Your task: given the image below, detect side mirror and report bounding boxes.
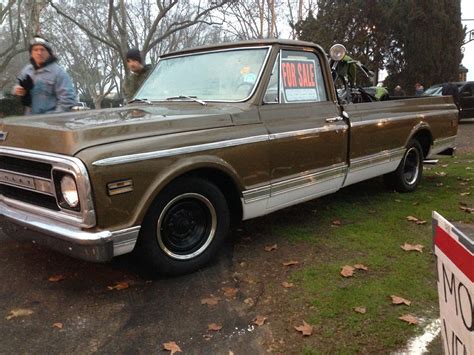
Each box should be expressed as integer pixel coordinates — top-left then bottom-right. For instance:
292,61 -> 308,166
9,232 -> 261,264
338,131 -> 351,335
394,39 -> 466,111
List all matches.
329,44 -> 346,61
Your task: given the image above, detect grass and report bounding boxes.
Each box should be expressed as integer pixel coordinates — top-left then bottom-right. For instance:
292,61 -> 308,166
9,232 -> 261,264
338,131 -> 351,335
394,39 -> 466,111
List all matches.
252,153 -> 473,353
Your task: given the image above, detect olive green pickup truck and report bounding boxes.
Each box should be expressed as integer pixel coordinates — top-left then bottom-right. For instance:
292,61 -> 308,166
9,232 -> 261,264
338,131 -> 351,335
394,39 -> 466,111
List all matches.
0,39 -> 458,275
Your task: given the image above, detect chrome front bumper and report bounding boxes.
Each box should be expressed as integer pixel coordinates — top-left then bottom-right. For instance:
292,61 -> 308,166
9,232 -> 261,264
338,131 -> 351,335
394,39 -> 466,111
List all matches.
0,201 -> 140,262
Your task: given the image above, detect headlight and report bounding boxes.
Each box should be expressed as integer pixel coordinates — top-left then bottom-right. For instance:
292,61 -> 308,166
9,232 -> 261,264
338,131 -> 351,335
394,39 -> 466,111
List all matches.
60,175 -> 79,208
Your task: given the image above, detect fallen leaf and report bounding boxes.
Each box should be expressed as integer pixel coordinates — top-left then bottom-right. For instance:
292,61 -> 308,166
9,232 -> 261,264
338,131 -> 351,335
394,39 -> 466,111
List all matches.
52,322 -> 63,329
282,261 -> 299,267
252,315 -> 267,326
163,341 -> 182,354
435,171 -> 447,177
399,314 -> 419,325
48,275 -> 65,282
395,199 -> 401,203
460,206 -> 474,213
222,287 -> 238,298
201,295 -> 221,306
412,202 -> 419,206
401,243 -> 424,253
208,323 -> 222,331
415,220 -> 427,225
353,307 -> 366,314
368,209 -> 377,214
294,320 -> 313,336
391,295 -> 412,306
460,192 -> 471,196
436,183 -> 444,187
353,264 -> 368,271
406,215 -> 419,222
244,298 -> 254,306
203,334 -> 213,341
331,220 -> 342,226
107,281 -> 129,291
264,244 -> 278,252
441,164 -> 449,168
282,281 -> 294,288
6,309 -> 34,320
340,265 -> 355,277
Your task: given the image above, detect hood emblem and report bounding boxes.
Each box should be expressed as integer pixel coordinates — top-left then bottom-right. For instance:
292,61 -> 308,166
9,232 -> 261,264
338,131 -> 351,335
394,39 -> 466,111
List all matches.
0,131 -> 7,141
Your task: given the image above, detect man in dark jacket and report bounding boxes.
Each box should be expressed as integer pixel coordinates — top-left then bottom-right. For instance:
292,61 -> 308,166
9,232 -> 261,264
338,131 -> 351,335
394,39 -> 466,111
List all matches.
441,82 -> 460,109
123,48 -> 152,101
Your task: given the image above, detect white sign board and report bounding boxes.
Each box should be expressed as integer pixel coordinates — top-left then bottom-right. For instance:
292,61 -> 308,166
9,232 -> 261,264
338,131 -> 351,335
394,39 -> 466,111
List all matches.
433,211 -> 473,355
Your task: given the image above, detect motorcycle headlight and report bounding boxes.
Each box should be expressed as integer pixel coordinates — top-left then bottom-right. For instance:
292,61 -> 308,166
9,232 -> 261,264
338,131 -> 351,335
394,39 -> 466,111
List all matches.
60,175 -> 79,208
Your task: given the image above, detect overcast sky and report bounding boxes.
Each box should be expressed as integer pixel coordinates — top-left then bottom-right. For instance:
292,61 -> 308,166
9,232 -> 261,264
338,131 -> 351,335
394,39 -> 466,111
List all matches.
461,0 -> 474,80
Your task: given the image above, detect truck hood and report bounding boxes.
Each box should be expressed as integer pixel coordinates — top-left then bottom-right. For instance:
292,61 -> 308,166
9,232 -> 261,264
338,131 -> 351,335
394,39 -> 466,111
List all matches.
0,103 -> 241,156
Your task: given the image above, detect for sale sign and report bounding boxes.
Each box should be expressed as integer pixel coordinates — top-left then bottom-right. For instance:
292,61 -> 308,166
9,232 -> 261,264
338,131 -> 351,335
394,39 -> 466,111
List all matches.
433,211 -> 473,355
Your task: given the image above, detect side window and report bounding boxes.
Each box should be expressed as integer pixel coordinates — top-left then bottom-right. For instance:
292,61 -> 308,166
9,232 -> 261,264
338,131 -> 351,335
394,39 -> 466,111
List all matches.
280,50 -> 327,103
263,54 -> 280,103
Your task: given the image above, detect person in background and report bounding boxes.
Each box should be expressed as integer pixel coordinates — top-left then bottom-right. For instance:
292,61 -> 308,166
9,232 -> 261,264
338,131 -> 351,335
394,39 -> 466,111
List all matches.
123,48 -> 153,101
393,85 -> 406,97
13,36 -> 75,115
441,82 -> 460,110
414,82 -> 424,96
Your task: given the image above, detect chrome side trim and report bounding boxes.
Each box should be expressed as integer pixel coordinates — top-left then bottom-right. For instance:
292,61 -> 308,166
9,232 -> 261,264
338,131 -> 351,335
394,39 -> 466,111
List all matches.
271,163 -> 346,196
429,135 -> 457,157
349,147 -> 405,172
269,124 -> 346,140
0,147 -> 96,228
343,148 -> 405,187
93,135 -> 270,166
241,163 -> 347,219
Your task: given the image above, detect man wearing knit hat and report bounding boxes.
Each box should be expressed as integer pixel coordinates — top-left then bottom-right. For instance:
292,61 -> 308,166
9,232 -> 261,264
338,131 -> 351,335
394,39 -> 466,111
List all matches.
124,48 -> 153,101
13,36 -> 76,115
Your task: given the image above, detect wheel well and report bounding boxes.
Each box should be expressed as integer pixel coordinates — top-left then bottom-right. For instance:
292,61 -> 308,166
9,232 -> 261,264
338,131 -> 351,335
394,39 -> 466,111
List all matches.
411,130 -> 432,158
178,168 -> 243,225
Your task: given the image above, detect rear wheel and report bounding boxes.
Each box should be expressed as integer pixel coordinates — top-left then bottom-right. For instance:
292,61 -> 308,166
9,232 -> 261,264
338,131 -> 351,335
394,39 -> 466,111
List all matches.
383,139 -> 423,192
137,177 -> 230,276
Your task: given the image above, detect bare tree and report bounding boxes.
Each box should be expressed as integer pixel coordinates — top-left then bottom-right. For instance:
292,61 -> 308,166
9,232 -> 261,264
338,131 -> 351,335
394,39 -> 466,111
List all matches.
47,0 -> 232,93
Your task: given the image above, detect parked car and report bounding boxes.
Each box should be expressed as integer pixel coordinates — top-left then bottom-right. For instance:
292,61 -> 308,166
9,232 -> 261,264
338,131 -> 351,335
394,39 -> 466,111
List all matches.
423,81 -> 474,120
0,39 -> 458,275
72,102 -> 91,111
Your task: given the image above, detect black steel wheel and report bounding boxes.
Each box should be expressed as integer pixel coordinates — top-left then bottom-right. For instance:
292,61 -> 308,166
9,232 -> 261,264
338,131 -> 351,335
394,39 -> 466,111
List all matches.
383,139 -> 423,193
137,177 -> 230,276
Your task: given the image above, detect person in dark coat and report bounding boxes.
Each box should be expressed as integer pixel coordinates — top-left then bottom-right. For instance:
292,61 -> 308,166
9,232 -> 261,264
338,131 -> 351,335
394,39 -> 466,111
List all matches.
123,48 -> 153,101
441,82 -> 460,109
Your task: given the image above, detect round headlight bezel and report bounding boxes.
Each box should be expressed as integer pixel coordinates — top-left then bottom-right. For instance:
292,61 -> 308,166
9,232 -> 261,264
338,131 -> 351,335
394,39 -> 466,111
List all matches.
53,171 -> 81,211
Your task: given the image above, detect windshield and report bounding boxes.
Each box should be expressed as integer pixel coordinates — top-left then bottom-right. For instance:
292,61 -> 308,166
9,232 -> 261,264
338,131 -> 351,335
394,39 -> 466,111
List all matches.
423,86 -> 442,96
136,47 -> 270,102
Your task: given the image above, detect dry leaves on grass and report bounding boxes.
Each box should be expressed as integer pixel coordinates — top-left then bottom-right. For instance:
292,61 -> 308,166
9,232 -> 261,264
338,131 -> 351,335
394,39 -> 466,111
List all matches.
331,219 -> 342,226
264,244 -> 278,252
435,171 -> 447,177
294,320 -> 313,336
107,281 -> 129,291
353,307 -> 366,314
460,192 -> 471,196
282,281 -> 294,288
282,260 -> 299,267
48,275 -> 65,282
340,265 -> 355,277
163,341 -> 182,354
391,295 -> 412,306
52,322 -> 63,329
401,243 -> 424,253
252,315 -> 267,326
406,216 -> 427,225
208,323 -> 222,331
459,205 -> 474,214
6,309 -> 34,320
399,314 -> 419,325
201,295 -> 221,306
222,287 -> 238,298
353,264 -> 368,271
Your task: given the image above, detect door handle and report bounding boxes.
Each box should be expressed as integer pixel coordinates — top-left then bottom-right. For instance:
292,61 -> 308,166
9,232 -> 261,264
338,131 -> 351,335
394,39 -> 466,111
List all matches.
325,116 -> 344,123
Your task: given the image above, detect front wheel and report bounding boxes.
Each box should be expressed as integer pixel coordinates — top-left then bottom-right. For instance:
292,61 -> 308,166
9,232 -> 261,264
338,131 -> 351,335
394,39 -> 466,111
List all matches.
383,139 -> 423,192
136,177 -> 230,276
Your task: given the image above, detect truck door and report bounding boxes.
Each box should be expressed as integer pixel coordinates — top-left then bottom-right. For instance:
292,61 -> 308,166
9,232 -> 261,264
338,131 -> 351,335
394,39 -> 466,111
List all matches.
459,83 -> 474,120
259,48 -> 348,211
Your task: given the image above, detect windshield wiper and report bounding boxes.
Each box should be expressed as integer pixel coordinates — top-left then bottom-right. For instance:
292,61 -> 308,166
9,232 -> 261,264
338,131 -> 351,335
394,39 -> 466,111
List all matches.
166,95 -> 207,106
128,98 -> 152,104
